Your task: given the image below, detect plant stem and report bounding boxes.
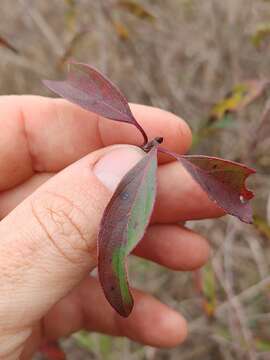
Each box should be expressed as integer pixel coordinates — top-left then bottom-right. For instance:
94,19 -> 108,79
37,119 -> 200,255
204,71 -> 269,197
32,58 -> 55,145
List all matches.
136,123 -> 149,147
142,137 -> 163,152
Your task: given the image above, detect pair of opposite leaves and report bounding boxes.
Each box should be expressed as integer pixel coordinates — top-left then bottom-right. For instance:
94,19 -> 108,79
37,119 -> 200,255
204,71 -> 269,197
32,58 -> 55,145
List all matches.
44,62 -> 255,317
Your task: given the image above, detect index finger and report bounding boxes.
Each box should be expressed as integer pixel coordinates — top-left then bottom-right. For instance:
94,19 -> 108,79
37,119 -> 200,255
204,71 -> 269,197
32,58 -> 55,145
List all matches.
0,95 -> 192,191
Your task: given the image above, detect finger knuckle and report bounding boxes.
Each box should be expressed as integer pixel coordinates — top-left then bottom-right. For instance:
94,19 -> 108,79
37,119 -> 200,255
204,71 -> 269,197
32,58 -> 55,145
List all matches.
31,191 -> 94,264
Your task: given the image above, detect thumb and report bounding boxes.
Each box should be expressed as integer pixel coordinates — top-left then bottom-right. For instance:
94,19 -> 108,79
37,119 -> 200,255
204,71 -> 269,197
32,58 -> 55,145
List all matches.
0,145 -> 144,333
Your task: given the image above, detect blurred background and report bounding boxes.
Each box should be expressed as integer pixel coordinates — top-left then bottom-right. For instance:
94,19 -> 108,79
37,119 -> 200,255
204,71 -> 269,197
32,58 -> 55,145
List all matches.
1,0 -> 270,359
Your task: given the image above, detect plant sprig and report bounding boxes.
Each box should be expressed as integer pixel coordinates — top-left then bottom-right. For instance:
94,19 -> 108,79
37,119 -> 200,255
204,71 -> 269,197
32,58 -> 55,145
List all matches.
44,62 -> 255,317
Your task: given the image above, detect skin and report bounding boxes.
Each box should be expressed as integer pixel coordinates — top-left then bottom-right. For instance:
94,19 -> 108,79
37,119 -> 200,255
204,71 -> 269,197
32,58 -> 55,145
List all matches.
0,95 -> 224,359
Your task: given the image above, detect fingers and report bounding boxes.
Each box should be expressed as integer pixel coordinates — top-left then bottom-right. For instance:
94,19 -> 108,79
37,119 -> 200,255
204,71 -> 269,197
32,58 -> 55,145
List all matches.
0,173 -> 52,217
153,160 -> 225,222
0,96 -> 191,191
99,103 -> 191,157
0,161 -> 224,221
0,173 -> 211,272
43,276 -> 187,348
0,145 -> 145,335
134,224 -> 210,270
0,177 -> 210,271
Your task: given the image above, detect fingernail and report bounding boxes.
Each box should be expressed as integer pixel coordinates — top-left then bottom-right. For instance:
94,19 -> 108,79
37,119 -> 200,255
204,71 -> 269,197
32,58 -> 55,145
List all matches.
93,146 -> 145,191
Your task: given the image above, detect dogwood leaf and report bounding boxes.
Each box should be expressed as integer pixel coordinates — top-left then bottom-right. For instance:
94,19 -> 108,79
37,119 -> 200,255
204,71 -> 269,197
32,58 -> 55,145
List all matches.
98,144 -> 158,317
43,62 -> 148,144
159,148 -> 255,223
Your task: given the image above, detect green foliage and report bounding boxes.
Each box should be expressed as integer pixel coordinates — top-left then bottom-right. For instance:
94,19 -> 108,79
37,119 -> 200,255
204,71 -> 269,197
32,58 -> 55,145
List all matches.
251,23 -> 270,48
202,264 -> 217,317
118,1 -> 155,21
73,331 -> 94,351
253,215 -> 270,240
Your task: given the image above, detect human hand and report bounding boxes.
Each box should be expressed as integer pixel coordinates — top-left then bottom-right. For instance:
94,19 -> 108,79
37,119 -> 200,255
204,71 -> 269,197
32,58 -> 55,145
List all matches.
0,96 -> 223,359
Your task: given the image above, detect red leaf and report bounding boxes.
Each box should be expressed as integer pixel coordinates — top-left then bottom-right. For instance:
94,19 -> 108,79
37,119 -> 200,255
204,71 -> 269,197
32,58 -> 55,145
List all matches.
43,62 -> 148,144
41,62 -> 256,316
159,148 -> 255,223
98,143 -> 158,317
39,341 -> 66,360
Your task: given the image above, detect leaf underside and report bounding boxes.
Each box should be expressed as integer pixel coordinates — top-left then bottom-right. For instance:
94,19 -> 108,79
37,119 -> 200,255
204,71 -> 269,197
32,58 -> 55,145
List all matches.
43,62 -> 147,144
98,145 -> 158,317
159,148 -> 255,223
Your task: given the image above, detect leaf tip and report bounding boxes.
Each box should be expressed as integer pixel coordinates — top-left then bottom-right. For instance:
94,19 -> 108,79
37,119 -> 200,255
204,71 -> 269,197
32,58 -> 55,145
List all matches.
119,300 -> 134,318
240,214 -> 254,224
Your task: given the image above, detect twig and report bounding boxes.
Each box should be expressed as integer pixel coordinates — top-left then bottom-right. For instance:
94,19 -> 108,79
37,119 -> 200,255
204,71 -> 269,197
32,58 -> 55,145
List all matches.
0,51 -> 47,76
217,343 -> 235,360
178,344 -> 212,360
245,236 -> 268,279
267,193 -> 270,225
250,99 -> 270,150
19,0 -> 64,56
211,220 -> 257,359
248,312 -> 270,322
190,276 -> 270,332
223,220 -> 241,357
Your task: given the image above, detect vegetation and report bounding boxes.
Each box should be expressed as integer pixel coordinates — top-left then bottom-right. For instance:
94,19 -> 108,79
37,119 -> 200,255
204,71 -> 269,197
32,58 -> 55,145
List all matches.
0,0 -> 269,359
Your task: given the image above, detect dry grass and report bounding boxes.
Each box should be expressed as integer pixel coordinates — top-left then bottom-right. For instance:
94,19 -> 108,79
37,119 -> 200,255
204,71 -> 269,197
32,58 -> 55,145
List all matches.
0,0 -> 270,359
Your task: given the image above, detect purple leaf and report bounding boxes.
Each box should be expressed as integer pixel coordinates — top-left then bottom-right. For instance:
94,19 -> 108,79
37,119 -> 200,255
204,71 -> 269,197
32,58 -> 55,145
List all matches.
43,61 -> 148,144
159,148 -> 255,223
41,62 -> 256,316
98,144 -> 158,317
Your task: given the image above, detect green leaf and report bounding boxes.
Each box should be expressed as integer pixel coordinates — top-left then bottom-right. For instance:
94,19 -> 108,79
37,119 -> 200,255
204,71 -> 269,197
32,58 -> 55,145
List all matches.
202,264 -> 217,317
99,335 -> 113,358
73,331 -> 94,351
209,81 -> 268,121
118,1 -> 155,21
253,215 -> 270,241
255,338 -> 270,351
98,144 -> 158,317
112,21 -> 130,40
251,22 -> 270,48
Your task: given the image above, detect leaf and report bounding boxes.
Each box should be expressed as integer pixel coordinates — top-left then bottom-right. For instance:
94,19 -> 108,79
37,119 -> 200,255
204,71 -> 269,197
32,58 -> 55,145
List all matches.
118,1 -> 155,21
57,31 -> 88,68
201,264 -> 217,317
210,114 -> 234,130
43,62 -> 148,144
113,21 -> 130,40
255,338 -> 270,351
209,80 -> 268,122
98,144 -> 158,317
0,35 -> 18,54
193,265 -> 216,317
73,330 -> 94,351
180,156 -> 255,223
159,148 -> 255,223
39,341 -> 66,360
253,215 -> 270,241
251,23 -> 270,49
99,335 -> 113,358
193,80 -> 269,149
64,0 -> 77,31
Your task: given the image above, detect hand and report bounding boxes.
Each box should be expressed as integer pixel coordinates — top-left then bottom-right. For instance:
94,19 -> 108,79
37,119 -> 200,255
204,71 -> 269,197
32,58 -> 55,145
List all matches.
0,95 -> 222,359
